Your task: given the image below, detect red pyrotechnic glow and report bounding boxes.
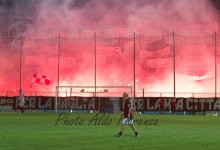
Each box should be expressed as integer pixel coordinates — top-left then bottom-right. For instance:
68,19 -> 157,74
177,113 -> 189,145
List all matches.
0,0 -> 220,97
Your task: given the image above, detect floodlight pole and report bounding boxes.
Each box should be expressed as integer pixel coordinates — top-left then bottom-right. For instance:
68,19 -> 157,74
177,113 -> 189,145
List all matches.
56,33 -> 61,112
94,33 -> 97,97
134,32 -> 136,98
215,31 -> 217,98
19,35 -> 23,91
58,33 -> 61,90
173,32 -> 176,98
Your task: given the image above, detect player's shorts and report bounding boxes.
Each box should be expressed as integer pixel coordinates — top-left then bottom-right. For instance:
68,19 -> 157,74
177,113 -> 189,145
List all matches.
122,118 -> 134,125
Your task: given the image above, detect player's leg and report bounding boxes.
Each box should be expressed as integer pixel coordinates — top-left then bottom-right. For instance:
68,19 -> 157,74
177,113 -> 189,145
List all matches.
173,107 -> 176,115
20,107 -> 24,114
161,106 -> 164,114
130,124 -> 139,137
22,107 -> 24,114
115,118 -> 127,137
119,123 -> 125,135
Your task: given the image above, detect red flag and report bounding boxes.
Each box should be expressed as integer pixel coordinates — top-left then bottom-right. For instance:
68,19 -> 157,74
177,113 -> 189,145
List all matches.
30,73 -> 51,87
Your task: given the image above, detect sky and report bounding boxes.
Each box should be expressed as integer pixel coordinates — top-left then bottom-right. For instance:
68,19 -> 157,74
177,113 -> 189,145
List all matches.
0,0 -> 220,97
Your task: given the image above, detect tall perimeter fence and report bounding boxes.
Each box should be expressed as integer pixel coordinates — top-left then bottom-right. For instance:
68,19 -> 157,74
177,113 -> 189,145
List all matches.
0,26 -> 220,98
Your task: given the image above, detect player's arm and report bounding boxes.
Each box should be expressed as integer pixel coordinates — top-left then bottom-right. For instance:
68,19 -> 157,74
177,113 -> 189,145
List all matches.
128,107 -> 132,119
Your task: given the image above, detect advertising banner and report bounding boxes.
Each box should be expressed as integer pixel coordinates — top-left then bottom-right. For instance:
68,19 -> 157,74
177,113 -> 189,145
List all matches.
0,96 -> 219,112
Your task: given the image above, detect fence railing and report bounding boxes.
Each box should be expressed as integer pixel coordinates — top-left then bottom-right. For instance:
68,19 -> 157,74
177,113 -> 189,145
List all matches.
1,90 -> 220,98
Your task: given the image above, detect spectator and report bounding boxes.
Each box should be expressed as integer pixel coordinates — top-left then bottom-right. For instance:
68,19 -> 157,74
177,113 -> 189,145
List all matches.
19,89 -> 25,114
171,99 -> 176,115
160,98 -> 164,114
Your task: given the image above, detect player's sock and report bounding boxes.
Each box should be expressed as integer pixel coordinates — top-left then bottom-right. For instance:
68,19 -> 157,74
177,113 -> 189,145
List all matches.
119,132 -> 122,136
135,132 -> 139,137
115,132 -> 122,137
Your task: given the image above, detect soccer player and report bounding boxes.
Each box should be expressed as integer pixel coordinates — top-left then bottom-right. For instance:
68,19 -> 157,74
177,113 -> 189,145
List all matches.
115,92 -> 139,137
19,89 -> 25,114
171,99 -> 176,115
159,98 -> 164,114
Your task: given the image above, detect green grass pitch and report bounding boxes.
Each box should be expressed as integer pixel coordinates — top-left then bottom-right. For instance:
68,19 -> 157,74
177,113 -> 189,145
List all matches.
0,112 -> 220,150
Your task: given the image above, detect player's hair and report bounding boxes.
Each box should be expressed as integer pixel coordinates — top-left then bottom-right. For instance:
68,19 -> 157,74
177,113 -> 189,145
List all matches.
123,92 -> 128,98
